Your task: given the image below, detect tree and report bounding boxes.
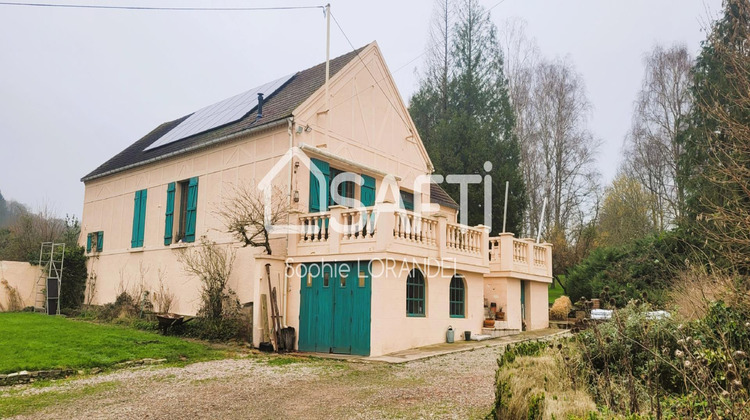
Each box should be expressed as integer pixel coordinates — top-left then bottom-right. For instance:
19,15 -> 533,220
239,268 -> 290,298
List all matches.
598,175 -> 656,247
623,44 -> 692,230
217,184 -> 290,255
680,0 -> 750,272
410,0 -> 526,234
0,191 -> 7,228
178,238 -> 237,321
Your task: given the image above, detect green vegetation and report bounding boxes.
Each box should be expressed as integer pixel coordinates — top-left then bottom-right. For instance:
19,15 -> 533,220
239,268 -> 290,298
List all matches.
0,312 -> 222,374
0,381 -> 119,418
548,277 -> 565,304
409,0 -> 525,234
564,229 -> 696,306
489,340 -> 596,419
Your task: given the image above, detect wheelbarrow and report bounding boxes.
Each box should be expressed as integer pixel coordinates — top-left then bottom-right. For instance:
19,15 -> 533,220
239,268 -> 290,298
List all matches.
156,313 -> 194,335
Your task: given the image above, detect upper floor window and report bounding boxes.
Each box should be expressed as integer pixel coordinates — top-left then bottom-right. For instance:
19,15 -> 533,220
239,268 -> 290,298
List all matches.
406,268 -> 426,317
309,157 -> 376,211
164,177 -> 198,245
400,190 -> 414,211
87,231 -> 103,253
449,274 -> 466,318
330,167 -> 355,206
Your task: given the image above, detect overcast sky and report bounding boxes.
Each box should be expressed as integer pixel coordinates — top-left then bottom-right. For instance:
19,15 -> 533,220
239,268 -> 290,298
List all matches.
0,0 -> 720,218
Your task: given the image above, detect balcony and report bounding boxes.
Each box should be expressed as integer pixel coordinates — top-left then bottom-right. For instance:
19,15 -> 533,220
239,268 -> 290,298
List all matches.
287,203 -> 552,280
488,234 -> 553,282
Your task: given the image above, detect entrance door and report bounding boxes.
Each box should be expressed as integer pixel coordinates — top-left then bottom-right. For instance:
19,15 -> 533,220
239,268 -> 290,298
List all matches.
298,262 -> 371,355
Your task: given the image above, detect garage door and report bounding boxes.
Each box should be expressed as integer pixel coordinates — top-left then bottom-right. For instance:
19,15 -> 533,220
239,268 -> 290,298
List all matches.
298,261 -> 371,356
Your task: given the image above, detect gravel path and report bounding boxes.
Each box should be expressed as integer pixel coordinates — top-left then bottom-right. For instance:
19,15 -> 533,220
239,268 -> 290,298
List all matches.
5,345 -> 507,419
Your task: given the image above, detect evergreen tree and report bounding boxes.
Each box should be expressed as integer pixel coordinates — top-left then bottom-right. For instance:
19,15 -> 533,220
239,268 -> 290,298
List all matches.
0,190 -> 7,227
679,0 -> 750,270
410,0 -> 526,234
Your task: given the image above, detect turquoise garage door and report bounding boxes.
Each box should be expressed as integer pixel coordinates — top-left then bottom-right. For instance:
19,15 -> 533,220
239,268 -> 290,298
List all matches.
298,261 -> 371,356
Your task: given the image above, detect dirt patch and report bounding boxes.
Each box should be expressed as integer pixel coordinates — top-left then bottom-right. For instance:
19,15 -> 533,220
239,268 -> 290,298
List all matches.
4,346 -> 504,419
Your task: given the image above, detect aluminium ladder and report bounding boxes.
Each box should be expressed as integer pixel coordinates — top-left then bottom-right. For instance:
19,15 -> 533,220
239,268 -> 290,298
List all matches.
34,242 -> 65,315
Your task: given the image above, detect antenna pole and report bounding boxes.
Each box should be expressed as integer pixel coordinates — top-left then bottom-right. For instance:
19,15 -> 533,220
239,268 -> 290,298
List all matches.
502,181 -> 509,233
325,3 -> 331,112
536,197 -> 547,244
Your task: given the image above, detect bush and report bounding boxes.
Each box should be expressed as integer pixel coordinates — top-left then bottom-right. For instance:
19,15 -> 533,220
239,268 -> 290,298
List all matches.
572,300 -> 750,418
550,296 -> 573,320
566,230 -> 697,306
490,340 -> 596,419
60,245 -> 87,312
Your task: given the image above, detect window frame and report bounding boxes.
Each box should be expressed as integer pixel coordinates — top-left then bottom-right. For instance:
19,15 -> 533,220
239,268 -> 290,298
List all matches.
406,269 -> 426,317
176,180 -> 190,242
449,274 -> 466,318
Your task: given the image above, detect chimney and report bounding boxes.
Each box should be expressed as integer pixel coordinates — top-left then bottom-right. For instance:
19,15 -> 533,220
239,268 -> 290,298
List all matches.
257,93 -> 264,119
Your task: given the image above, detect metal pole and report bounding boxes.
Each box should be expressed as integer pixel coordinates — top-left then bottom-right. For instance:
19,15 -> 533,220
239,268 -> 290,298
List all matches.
536,197 -> 547,244
502,181 -> 509,233
325,3 -> 330,112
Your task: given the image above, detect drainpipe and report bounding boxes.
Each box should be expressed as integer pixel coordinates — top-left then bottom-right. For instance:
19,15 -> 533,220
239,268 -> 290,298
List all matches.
282,117 -> 295,327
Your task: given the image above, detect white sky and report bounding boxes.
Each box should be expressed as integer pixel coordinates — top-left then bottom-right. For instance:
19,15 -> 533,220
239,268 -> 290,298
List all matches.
0,0 -> 720,218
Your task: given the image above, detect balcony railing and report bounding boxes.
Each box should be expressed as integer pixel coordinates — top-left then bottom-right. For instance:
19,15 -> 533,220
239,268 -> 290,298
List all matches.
290,204 -> 552,279
489,234 -> 552,278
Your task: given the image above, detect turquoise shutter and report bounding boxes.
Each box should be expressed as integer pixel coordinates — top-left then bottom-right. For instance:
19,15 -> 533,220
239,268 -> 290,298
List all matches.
164,182 -> 176,246
184,177 -> 198,243
137,190 -> 147,247
361,175 -> 375,207
96,231 -> 103,252
309,158 -> 330,212
131,190 -> 142,248
86,233 -> 92,253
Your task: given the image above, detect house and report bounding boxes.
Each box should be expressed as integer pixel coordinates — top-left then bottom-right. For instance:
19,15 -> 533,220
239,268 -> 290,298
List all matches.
80,42 -> 552,357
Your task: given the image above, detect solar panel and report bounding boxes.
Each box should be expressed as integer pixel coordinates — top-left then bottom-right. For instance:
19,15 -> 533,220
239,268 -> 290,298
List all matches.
144,73 -> 296,151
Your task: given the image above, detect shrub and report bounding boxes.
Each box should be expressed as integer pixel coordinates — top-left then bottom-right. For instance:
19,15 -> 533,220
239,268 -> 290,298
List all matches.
490,341 -> 596,419
60,245 -> 87,312
550,296 -> 573,320
565,230 -> 697,306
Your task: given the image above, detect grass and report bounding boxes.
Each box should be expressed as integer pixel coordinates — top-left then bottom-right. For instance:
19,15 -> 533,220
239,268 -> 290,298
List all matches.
549,276 -> 566,304
0,381 -> 119,418
0,312 -> 224,374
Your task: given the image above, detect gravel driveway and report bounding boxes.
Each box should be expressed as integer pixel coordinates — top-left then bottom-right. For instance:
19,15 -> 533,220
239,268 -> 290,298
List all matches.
5,345 -> 504,419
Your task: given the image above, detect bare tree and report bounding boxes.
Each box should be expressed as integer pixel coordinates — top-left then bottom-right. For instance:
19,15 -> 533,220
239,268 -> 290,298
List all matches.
217,184 -> 289,255
623,44 -> 692,230
423,0 -> 453,114
499,18 -> 543,236
178,238 -> 237,321
532,58 -> 601,238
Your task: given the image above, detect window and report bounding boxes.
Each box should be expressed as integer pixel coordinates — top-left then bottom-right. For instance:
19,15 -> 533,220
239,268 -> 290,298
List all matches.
87,231 -> 103,253
323,272 -> 330,287
450,275 -> 466,318
131,189 -> 147,248
406,269 -> 425,316
400,190 -> 414,211
358,270 -> 366,288
330,167 -> 355,206
177,180 -> 189,241
168,177 -> 198,244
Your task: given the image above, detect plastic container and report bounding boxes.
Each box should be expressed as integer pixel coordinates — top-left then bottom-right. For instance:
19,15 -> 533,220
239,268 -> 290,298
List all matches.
446,326 -> 454,343
464,331 -> 471,341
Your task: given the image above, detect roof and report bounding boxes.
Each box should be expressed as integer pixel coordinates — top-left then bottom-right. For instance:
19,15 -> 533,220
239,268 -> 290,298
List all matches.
430,183 -> 459,210
82,47 -> 365,182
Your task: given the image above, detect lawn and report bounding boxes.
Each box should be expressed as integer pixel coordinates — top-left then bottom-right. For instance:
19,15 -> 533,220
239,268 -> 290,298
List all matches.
0,312 -> 223,374
548,276 -> 566,304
